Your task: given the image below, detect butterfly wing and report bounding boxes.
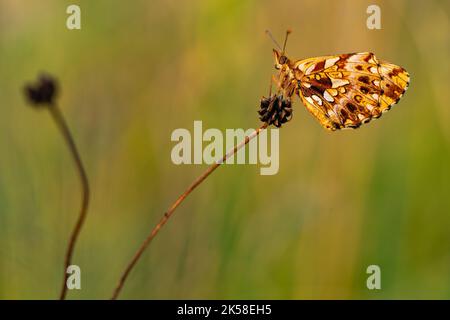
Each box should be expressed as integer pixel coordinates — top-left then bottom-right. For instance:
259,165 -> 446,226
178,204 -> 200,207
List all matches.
294,52 -> 410,130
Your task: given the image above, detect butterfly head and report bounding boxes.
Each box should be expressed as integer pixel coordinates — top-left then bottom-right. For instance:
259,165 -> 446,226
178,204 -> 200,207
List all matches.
273,49 -> 290,70
266,30 -> 292,70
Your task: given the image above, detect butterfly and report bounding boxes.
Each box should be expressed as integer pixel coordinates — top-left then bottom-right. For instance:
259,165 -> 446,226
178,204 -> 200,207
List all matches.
266,30 -> 410,131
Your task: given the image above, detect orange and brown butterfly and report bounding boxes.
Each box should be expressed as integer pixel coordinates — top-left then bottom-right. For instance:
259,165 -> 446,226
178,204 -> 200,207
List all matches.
266,30 -> 410,131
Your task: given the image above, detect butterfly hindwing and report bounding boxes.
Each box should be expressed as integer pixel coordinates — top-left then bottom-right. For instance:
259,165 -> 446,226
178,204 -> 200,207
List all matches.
294,52 -> 410,130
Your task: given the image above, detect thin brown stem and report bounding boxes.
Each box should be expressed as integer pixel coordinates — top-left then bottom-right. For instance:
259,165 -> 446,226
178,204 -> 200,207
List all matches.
111,123 -> 268,299
49,104 -> 90,300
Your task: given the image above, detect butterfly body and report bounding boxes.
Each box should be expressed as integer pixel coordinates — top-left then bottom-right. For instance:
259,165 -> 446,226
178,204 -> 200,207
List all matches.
272,49 -> 410,131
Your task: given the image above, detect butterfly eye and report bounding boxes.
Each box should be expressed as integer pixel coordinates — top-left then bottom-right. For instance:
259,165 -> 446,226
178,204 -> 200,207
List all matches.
279,56 -> 287,64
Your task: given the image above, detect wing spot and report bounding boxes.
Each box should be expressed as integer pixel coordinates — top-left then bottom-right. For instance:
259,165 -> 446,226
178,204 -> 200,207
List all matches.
346,123 -> 361,129
358,76 -> 370,84
328,89 -> 338,96
312,95 -> 323,106
331,78 -> 350,88
328,71 -> 343,78
305,64 -> 316,75
347,103 -> 357,112
360,87 -> 369,94
324,57 -> 340,69
323,91 -> 334,102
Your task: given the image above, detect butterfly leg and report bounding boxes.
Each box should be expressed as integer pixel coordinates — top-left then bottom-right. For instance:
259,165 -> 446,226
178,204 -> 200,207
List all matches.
271,74 -> 282,94
268,77 -> 273,96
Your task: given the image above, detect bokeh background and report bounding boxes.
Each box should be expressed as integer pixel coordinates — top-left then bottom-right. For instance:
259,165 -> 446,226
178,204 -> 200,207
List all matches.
0,0 -> 449,299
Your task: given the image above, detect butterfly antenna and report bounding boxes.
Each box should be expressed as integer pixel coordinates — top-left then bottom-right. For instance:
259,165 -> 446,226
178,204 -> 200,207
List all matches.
265,30 -> 282,50
282,29 -> 292,54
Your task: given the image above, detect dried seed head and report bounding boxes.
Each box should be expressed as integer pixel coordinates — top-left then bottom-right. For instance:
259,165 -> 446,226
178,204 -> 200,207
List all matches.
258,94 -> 292,128
24,73 -> 58,106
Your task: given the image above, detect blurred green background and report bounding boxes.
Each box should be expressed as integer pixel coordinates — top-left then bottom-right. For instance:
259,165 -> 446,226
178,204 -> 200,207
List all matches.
0,0 -> 449,299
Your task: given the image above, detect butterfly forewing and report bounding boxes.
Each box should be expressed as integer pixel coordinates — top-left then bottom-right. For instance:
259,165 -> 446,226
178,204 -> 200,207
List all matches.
294,52 -> 410,130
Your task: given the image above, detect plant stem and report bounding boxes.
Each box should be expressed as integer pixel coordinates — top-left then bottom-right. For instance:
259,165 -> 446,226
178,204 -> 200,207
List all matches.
49,104 -> 90,300
111,122 -> 268,299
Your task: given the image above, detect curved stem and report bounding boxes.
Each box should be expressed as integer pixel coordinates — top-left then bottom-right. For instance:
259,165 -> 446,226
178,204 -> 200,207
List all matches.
49,104 -> 90,300
111,123 -> 268,299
